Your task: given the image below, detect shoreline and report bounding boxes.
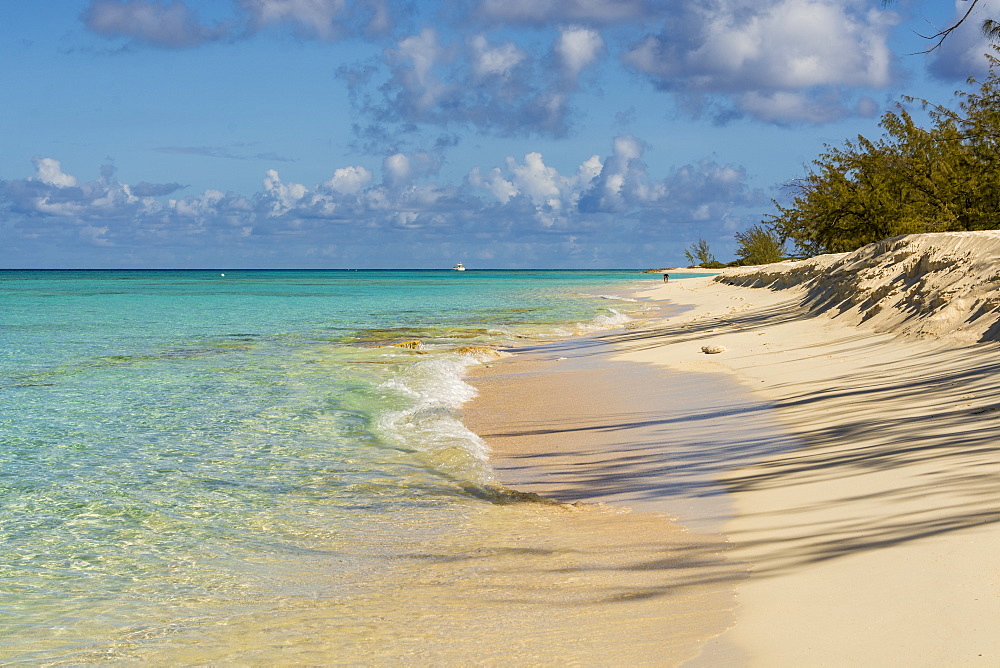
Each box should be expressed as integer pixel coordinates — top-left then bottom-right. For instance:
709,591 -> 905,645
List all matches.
466,233 -> 1000,665
463,338 -> 767,663
466,332 -> 796,534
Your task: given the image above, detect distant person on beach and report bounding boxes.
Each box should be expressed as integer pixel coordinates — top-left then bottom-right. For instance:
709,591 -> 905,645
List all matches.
663,273 -> 669,283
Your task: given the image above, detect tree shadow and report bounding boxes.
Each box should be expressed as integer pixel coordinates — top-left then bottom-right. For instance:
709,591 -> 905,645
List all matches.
480,292 -> 1000,584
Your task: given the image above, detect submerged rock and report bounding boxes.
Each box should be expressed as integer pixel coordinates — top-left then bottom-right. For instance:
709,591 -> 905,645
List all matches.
454,345 -> 502,357
383,339 -> 422,349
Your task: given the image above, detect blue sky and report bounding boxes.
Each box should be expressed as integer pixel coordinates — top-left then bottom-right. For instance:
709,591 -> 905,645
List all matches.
1,0 -> 996,268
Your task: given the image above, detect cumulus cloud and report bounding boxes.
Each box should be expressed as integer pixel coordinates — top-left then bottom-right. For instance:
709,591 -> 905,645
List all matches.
241,0 -> 348,39
241,0 -> 398,38
324,165 -> 373,194
1,141 -> 762,266
738,89 -> 880,124
32,157 -> 79,188
260,169 -> 308,216
577,135 -> 648,212
469,35 -> 526,80
466,167 -> 518,203
386,28 -> 451,113
470,136 -> 763,228
81,0 -> 227,48
4,158 -> 158,227
341,27 -> 605,139
78,0 -> 896,135
623,0 -> 897,123
329,0 -> 895,139
81,0 -> 399,47
381,152 -> 442,189
556,26 -> 604,81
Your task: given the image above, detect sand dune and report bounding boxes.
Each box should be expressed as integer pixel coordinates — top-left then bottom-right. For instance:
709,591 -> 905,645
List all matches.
720,231 -> 1000,342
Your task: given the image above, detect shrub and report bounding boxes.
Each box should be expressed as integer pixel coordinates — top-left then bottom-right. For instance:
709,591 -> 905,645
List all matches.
735,225 -> 785,265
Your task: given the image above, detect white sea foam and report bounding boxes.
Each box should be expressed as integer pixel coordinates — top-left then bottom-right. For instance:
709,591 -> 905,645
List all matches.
577,308 -> 632,332
376,354 -> 490,466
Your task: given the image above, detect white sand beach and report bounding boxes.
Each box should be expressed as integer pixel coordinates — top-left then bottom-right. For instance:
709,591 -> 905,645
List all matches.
467,231 -> 1000,665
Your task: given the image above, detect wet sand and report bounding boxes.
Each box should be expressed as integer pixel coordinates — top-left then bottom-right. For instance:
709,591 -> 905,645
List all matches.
464,333 -> 795,663
466,336 -> 796,533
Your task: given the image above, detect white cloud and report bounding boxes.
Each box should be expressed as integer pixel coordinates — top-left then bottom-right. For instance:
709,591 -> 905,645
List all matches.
382,153 -> 411,188
737,90 -> 848,125
261,169 -> 307,216
465,136 -> 762,231
506,152 -> 562,207
1,144 -> 763,264
170,190 -> 222,219
470,35 -> 526,80
242,0 -> 348,39
556,26 -> 604,80
623,0 -> 896,123
342,27 -> 586,138
387,28 -> 450,112
574,155 -> 604,190
32,157 -> 78,188
578,135 -> 649,211
324,165 -> 373,194
612,135 -> 642,161
81,0 -> 225,48
83,0 -> 401,47
467,167 -> 518,203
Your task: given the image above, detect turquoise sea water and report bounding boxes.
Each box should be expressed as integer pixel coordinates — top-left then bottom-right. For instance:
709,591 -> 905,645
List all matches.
1,269 -> 702,662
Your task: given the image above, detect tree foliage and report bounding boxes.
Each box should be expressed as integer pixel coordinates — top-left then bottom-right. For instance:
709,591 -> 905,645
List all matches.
768,50 -> 1000,255
734,224 -> 785,265
684,238 -> 716,266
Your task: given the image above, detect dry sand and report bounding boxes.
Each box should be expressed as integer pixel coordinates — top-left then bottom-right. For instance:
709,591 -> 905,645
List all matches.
466,232 -> 1000,666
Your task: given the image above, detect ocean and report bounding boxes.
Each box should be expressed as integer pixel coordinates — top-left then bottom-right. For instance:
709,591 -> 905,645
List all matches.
0,269 -> 727,663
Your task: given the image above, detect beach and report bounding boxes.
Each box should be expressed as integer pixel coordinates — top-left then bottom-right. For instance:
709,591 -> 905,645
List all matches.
465,232 -> 1000,665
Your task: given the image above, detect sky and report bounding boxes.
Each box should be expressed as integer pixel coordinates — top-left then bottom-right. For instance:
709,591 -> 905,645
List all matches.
2,0 -> 998,269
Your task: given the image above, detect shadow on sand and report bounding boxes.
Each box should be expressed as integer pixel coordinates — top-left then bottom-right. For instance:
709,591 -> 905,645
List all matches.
477,294 -> 1000,586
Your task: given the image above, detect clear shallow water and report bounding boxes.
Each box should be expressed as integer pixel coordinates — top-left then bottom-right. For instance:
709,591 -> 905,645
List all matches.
1,269 -> 736,662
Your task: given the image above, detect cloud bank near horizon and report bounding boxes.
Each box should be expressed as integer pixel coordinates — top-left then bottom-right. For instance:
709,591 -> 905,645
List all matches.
0,138 -> 764,267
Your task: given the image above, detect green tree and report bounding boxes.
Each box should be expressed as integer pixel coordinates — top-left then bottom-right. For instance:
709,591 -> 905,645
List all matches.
683,238 -> 716,266
767,48 -> 1000,255
734,225 -> 785,265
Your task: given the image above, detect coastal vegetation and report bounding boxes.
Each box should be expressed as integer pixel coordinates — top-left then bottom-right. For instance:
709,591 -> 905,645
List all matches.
766,50 -> 1000,256
734,224 -> 785,265
683,238 -> 719,267
681,229 -> 785,269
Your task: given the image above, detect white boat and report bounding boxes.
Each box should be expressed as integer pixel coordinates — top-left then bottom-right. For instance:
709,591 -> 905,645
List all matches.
452,263 -> 466,271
